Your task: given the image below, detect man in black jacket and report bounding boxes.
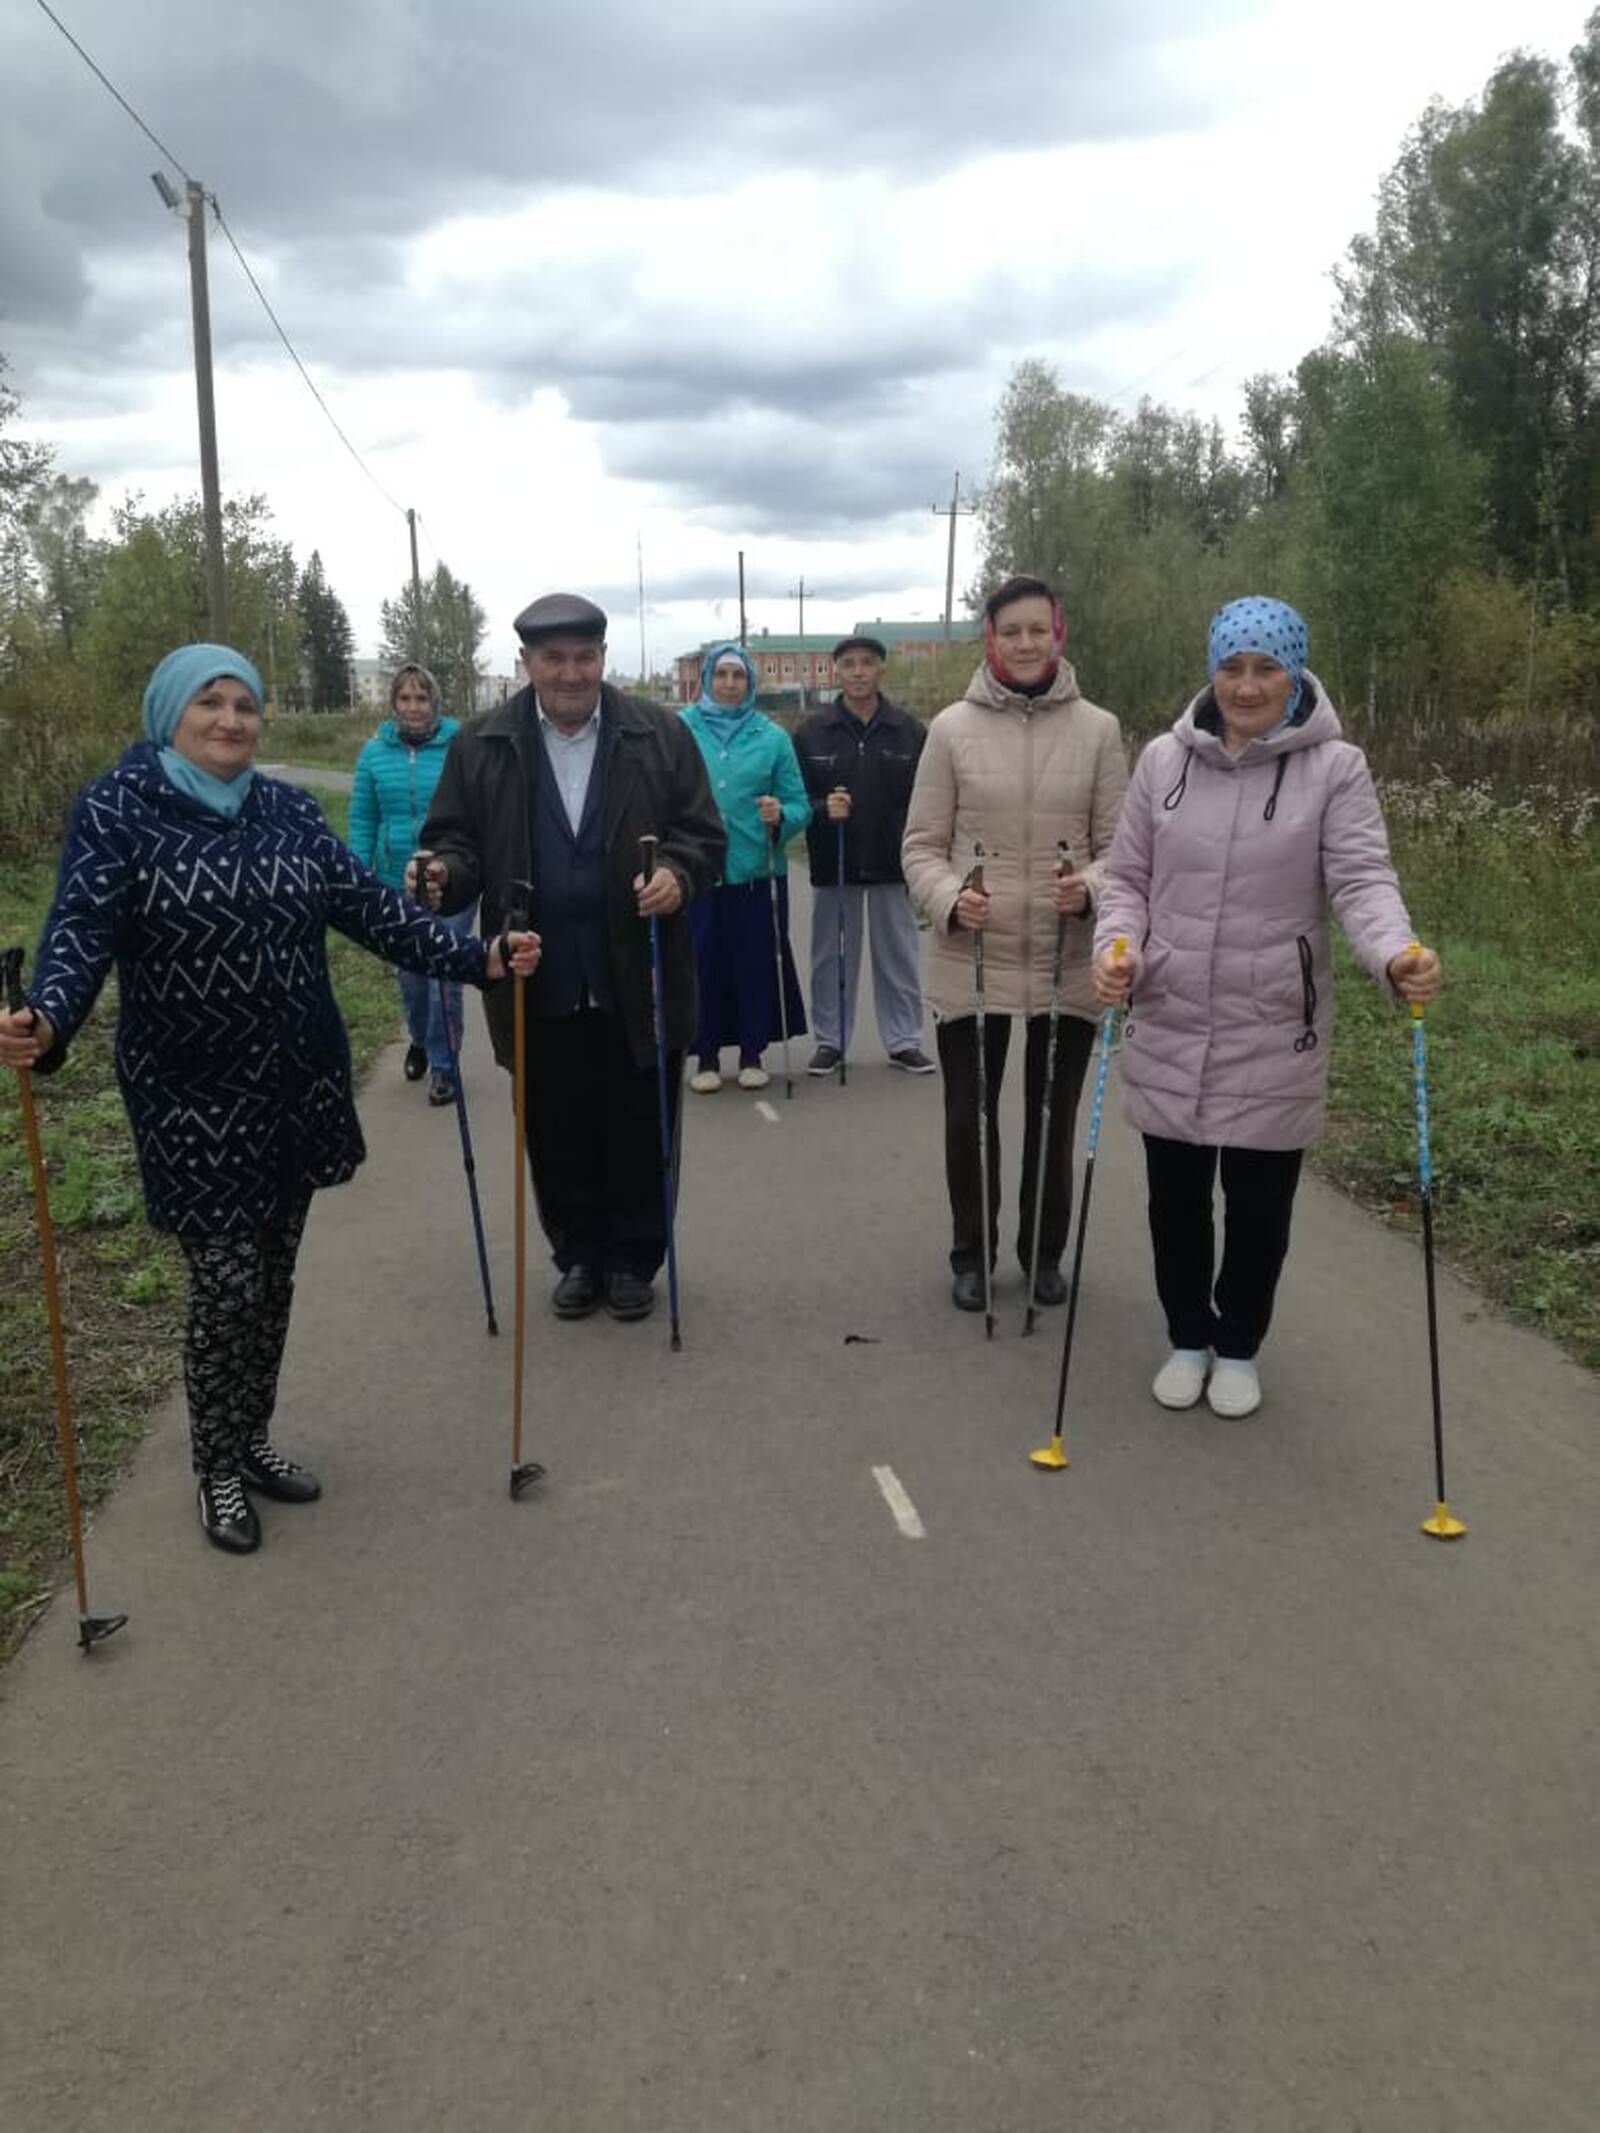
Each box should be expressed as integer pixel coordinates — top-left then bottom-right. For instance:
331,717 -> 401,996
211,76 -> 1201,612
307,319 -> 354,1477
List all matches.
792,635 -> 933,1075
419,593 -> 725,1321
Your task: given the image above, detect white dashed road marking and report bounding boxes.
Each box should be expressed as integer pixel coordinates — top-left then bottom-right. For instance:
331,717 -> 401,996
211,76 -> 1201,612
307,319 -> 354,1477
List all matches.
872,1465 -> 926,1539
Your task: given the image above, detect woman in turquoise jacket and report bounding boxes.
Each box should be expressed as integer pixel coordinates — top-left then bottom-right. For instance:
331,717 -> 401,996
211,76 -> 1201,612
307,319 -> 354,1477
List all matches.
680,642 -> 809,1090
349,663 -> 474,1103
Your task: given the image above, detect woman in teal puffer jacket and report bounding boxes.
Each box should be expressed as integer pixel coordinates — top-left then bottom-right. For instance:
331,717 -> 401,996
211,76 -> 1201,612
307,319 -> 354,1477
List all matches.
349,664 -> 474,1103
680,642 -> 810,1090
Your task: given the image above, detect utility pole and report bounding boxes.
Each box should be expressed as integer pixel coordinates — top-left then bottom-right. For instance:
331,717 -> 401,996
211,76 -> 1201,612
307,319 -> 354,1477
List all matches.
738,550 -> 747,646
406,507 -> 424,660
931,470 -> 978,640
154,175 -> 227,638
637,531 -> 648,685
789,574 -> 806,643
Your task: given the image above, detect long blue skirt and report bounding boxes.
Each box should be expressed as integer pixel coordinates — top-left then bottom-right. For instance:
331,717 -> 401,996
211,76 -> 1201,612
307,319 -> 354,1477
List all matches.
691,878 -> 808,1063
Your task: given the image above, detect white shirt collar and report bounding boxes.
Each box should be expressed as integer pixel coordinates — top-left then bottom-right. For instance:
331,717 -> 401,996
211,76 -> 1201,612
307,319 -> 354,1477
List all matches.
535,695 -> 601,740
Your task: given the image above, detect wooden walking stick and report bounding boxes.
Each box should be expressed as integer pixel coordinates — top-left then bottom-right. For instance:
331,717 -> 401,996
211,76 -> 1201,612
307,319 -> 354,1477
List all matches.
2,946 -> 127,1650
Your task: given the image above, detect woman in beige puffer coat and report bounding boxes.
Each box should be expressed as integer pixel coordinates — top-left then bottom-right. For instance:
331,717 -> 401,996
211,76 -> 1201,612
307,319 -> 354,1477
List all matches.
902,576 -> 1129,1313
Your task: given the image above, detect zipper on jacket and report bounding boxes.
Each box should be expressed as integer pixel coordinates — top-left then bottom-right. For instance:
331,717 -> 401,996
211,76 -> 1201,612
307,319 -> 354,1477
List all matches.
1293,934 -> 1318,1052
1021,708 -> 1035,1014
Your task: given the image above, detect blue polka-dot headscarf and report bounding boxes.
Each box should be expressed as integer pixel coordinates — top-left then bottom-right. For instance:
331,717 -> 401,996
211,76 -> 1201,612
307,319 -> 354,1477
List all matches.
1207,597 -> 1307,723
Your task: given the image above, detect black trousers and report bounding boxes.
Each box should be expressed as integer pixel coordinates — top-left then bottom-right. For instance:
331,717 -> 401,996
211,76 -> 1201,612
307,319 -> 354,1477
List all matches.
176,1193 -> 312,1476
1142,1135 -> 1303,1360
521,1007 -> 679,1279
936,1012 -> 1096,1275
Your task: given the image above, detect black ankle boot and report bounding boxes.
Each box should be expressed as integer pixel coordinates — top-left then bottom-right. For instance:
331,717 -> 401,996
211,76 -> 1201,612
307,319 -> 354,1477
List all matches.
239,1439 -> 322,1504
198,1472 -> 261,1553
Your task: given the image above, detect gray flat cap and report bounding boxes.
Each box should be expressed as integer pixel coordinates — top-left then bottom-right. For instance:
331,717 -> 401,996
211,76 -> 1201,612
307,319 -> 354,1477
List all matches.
514,592 -> 608,645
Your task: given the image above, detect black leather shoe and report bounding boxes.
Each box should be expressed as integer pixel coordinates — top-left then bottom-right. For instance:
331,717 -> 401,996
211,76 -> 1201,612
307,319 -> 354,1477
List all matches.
951,1270 -> 986,1312
1030,1263 -> 1068,1307
403,1043 -> 428,1082
605,1269 -> 655,1321
197,1473 -> 261,1554
552,1265 -> 601,1319
427,1071 -> 456,1107
239,1440 -> 322,1503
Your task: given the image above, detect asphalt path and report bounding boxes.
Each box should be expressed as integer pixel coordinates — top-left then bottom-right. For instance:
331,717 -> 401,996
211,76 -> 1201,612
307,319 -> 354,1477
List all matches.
2,869 -> 1597,2132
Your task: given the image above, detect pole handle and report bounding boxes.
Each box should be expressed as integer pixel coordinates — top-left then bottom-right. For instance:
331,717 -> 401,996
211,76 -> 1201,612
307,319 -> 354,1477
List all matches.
640,834 -> 658,885
1404,938 -> 1424,1021
506,877 -> 534,934
2,943 -> 25,1017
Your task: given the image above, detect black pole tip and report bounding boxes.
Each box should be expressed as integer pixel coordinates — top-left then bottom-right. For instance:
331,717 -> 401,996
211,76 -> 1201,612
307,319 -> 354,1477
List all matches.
509,1462 -> 546,1501
486,1314 -> 499,1337
78,1612 -> 128,1651
670,1329 -> 683,1353
984,1318 -> 995,1340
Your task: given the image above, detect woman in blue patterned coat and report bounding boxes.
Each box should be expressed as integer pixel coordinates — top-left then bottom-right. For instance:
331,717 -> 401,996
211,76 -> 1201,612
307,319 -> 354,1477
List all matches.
0,644 -> 538,1556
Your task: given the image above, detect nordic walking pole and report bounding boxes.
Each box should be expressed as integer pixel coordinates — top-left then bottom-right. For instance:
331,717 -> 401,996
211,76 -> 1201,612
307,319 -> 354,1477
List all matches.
414,851 -> 498,1336
504,882 -> 544,1501
640,836 -> 684,1351
766,821 -> 793,1099
834,801 -> 849,1085
1407,944 -> 1465,1541
2,946 -> 128,1650
1023,841 -> 1072,1337
1030,935 -> 1126,1473
970,843 -> 994,1340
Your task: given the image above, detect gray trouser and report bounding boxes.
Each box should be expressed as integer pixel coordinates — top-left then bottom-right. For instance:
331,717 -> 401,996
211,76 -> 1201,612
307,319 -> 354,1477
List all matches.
809,883 -> 925,1054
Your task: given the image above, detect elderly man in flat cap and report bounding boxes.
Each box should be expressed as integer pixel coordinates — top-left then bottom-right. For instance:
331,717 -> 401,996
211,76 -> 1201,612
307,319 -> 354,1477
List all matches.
418,594 -> 724,1321
792,634 -> 933,1076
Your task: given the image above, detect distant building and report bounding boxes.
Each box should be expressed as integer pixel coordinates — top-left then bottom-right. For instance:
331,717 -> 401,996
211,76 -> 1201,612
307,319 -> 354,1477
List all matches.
349,658 -> 388,710
673,619 -> 980,704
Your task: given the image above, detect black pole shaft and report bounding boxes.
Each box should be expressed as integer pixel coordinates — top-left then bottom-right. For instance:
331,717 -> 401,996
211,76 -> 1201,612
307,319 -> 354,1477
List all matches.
436,973 -> 498,1335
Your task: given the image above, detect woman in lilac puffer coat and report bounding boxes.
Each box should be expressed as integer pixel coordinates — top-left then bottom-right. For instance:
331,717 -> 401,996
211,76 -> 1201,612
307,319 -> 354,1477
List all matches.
1093,598 -> 1441,1420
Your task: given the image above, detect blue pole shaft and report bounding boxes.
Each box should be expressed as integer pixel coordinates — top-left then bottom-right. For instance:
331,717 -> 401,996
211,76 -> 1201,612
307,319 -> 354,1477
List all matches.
1412,1013 -> 1447,1503
835,815 -> 848,1085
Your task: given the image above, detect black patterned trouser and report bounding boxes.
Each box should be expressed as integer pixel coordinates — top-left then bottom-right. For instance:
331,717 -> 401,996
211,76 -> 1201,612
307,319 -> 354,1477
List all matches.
176,1194 -> 312,1477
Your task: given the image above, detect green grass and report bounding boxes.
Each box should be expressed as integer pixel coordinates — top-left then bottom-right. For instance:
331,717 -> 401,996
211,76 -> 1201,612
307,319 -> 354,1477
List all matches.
1313,790 -> 1599,1371
0,787 -> 404,1660
260,709 -> 380,771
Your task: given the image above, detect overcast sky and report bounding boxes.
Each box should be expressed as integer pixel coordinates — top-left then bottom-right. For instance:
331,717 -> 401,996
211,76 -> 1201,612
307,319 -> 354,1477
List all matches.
2,0 -> 1590,676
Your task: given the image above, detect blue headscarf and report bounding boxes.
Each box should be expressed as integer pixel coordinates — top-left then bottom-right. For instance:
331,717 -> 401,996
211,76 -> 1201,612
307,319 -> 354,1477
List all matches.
1207,597 -> 1308,726
694,641 -> 758,745
141,644 -> 264,817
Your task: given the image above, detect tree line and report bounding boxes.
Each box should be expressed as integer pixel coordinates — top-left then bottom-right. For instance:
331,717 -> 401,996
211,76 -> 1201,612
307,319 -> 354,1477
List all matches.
978,14 -> 1600,778
0,365 -> 491,856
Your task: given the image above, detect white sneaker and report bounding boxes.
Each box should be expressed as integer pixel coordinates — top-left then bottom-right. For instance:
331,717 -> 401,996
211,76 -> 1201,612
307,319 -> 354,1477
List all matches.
736,1065 -> 770,1090
1206,1357 -> 1262,1418
689,1069 -> 722,1094
1152,1348 -> 1210,1409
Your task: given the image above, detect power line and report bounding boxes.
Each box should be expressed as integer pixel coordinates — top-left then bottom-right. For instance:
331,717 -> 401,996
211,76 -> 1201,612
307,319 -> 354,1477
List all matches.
210,204 -> 405,517
32,0 -> 406,523
30,0 -> 191,184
